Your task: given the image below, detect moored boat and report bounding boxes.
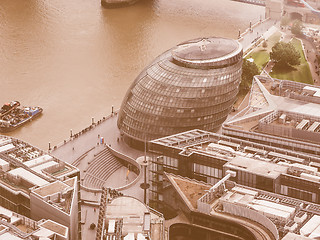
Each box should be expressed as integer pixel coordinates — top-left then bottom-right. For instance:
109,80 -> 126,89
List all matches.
0,104 -> 43,132
0,101 -> 20,118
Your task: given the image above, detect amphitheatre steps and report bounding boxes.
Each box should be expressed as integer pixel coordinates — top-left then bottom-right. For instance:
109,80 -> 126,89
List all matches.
83,147 -> 123,189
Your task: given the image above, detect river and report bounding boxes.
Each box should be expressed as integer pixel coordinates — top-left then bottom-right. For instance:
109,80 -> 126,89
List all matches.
0,0 -> 264,150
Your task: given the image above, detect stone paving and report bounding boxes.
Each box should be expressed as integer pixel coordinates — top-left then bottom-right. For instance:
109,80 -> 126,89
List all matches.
239,18 -> 278,53
50,112 -> 146,237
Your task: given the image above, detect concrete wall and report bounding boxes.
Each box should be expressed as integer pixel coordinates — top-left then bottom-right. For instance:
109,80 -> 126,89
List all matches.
221,201 -> 279,240
30,178 -> 79,240
30,194 -> 70,236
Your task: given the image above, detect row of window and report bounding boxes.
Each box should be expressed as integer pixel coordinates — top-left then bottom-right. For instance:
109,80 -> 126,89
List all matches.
120,107 -> 230,137
163,156 -> 179,168
225,128 -> 320,156
133,80 -> 240,101
170,50 -> 243,71
130,86 -> 238,110
130,86 -> 238,114
148,63 -> 242,88
280,185 -> 316,203
124,98 -> 234,125
160,59 -> 242,79
193,163 -> 223,178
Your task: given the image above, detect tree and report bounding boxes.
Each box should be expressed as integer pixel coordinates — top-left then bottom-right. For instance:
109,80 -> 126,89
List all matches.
90,223 -> 96,230
291,20 -> 303,35
262,40 -> 268,49
270,42 -> 300,67
241,59 -> 260,91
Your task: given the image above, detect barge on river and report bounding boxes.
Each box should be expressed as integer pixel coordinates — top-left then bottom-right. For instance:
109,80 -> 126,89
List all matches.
0,102 -> 43,132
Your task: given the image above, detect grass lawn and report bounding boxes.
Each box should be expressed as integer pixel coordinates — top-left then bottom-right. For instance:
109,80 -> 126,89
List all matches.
245,32 -> 281,71
270,38 -> 313,84
247,50 -> 269,71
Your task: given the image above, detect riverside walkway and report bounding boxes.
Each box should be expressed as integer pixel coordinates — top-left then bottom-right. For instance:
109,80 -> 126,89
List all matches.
51,111 -> 145,199
50,111 -> 147,239
239,18 -> 279,54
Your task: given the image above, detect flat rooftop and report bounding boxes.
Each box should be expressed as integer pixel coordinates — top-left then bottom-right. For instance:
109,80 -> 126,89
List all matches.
224,156 -> 288,179
172,37 -> 240,61
224,76 -> 320,146
166,173 -> 211,211
106,197 -> 149,234
33,181 -> 69,197
0,135 -> 79,196
39,220 -> 68,237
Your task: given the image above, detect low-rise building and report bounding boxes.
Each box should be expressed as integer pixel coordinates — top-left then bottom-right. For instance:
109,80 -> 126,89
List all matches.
0,204 -> 68,240
0,135 -> 80,240
148,129 -> 320,213
164,172 -> 320,239
223,76 -> 320,155
95,188 -> 165,240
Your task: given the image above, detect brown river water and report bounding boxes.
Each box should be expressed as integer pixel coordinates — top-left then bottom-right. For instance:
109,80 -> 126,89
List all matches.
0,0 -> 264,150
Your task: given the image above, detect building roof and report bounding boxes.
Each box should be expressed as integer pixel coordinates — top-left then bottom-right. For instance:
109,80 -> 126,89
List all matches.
39,220 -> 68,237
106,197 -> 148,234
0,206 -> 69,240
172,37 -> 241,65
9,168 -> 49,187
224,156 -> 288,179
24,155 -> 53,168
33,181 -> 69,197
165,173 -> 211,211
224,76 -> 320,145
0,135 -> 79,195
0,232 -> 23,240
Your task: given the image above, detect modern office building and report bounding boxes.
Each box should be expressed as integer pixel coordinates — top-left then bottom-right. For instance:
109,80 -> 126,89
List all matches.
148,129 -> 320,213
118,37 -> 243,148
164,172 -> 320,239
222,75 -> 320,155
0,135 -> 80,240
95,188 -> 165,240
0,205 -> 68,240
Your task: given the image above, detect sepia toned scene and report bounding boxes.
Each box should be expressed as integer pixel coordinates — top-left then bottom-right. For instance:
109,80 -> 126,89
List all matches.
1,0 -> 320,239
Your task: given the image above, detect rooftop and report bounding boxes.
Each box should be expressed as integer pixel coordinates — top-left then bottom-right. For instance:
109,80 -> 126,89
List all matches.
166,172 -> 320,240
223,76 -> 320,147
39,220 -> 68,237
104,195 -> 164,239
0,135 -> 79,194
0,206 -> 68,240
165,173 -> 211,211
33,181 -> 69,197
172,37 -> 240,63
225,156 -> 288,179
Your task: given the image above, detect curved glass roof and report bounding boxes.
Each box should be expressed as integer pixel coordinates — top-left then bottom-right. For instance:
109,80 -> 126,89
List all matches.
118,37 -> 243,143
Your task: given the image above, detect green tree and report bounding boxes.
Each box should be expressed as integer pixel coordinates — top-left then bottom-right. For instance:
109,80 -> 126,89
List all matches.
291,20 -> 303,35
262,40 -> 268,48
241,59 -> 260,91
270,41 -> 300,67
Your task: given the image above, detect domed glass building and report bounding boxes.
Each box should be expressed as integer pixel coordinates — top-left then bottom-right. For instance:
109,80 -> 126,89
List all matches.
118,37 -> 243,147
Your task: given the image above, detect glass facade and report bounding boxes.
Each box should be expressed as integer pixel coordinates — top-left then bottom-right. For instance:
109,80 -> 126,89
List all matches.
118,37 -> 243,144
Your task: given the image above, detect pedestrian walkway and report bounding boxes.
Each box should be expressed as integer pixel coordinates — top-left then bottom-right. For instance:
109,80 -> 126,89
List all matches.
239,18 -> 278,53
50,112 -> 145,201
